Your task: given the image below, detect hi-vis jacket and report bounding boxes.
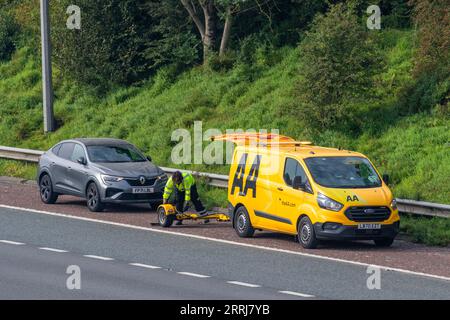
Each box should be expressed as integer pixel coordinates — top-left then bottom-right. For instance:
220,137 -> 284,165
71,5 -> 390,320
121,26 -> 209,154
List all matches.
163,172 -> 196,201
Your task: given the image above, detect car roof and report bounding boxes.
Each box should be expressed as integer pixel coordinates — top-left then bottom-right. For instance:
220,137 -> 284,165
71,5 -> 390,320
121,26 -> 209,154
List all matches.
61,138 -> 133,146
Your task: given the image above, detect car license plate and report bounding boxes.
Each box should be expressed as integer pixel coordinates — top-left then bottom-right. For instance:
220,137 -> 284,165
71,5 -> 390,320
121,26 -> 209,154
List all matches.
358,223 -> 381,230
132,187 -> 154,194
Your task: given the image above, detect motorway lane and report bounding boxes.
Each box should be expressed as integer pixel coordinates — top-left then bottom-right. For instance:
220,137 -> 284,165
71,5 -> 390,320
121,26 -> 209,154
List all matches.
0,207 -> 449,299
1,176 -> 449,279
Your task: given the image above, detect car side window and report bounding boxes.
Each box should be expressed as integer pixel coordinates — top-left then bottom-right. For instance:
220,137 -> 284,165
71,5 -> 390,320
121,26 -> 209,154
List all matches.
58,143 -> 75,160
283,157 -> 312,193
70,144 -> 86,163
52,144 -> 61,155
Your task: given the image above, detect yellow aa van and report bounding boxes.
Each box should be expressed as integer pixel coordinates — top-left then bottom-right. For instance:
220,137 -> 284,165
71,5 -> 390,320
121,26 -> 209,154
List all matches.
213,133 -> 400,249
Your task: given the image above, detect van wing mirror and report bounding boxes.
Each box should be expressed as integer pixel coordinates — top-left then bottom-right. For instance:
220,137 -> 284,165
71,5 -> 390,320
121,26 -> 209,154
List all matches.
382,174 -> 390,185
292,176 -> 303,190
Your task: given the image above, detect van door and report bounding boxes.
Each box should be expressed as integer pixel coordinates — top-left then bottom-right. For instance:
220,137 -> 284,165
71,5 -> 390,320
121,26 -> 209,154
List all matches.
274,157 -> 313,234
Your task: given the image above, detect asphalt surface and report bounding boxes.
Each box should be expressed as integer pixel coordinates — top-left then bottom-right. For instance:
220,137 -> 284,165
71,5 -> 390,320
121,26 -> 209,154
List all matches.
1,176 -> 449,279
1,207 -> 449,299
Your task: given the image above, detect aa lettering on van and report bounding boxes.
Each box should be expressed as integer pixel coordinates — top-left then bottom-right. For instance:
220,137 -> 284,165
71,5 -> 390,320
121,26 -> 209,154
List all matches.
346,195 -> 359,202
231,153 -> 261,198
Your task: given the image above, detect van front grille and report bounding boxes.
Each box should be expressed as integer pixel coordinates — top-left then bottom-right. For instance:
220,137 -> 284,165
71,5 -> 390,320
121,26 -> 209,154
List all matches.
344,206 -> 391,222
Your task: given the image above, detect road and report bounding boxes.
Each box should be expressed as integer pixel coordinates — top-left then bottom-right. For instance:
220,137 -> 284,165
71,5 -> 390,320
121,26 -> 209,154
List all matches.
0,206 -> 449,299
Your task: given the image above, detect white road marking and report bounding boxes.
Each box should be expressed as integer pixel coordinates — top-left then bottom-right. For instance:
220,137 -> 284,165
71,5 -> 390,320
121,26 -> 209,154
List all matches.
0,240 -> 25,245
1,204 -> 450,282
83,255 -> 114,261
177,272 -> 210,278
39,247 -> 68,253
279,290 -> 315,298
129,263 -> 161,269
227,281 -> 261,288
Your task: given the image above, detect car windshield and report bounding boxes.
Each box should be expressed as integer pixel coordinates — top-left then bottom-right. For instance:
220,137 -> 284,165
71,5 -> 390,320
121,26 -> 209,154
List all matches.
304,156 -> 382,188
87,144 -> 146,163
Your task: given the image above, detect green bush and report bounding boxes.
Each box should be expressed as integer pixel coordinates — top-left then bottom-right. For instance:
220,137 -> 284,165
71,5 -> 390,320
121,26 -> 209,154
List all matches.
0,10 -> 19,61
295,3 -> 382,131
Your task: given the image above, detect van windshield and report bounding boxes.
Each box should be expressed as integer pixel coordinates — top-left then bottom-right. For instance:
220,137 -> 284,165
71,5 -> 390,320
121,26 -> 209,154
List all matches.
304,156 -> 382,188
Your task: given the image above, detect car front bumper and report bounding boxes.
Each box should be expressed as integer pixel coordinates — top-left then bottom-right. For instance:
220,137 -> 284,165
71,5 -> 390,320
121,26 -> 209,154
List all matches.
314,221 -> 400,240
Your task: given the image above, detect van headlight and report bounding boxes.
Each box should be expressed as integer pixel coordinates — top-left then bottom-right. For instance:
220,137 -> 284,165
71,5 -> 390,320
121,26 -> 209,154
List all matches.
317,193 -> 343,212
390,199 -> 398,210
101,175 -> 124,184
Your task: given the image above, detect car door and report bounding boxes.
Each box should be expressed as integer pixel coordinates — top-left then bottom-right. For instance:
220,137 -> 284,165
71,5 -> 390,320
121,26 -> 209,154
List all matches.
66,143 -> 89,195
52,142 -> 75,193
275,157 -> 314,233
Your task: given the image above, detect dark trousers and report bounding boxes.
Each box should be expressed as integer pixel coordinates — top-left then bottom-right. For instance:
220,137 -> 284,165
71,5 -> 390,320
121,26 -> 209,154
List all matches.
171,184 -> 205,213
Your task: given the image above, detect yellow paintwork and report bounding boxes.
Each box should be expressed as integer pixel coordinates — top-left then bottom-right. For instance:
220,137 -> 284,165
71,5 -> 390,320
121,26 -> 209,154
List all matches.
226,139 -> 400,236
158,204 -> 230,222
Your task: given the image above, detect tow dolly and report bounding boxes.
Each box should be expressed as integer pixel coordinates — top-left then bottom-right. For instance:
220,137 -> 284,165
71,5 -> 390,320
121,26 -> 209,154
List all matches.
155,204 -> 230,227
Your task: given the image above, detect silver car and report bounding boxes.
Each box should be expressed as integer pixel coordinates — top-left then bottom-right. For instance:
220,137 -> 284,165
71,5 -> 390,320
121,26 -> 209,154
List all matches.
37,138 -> 168,212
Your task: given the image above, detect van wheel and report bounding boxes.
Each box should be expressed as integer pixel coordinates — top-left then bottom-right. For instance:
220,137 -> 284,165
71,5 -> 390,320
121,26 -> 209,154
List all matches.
298,216 -> 319,249
374,238 -> 394,247
86,182 -> 105,212
158,206 -> 174,227
39,174 -> 58,204
234,206 -> 254,238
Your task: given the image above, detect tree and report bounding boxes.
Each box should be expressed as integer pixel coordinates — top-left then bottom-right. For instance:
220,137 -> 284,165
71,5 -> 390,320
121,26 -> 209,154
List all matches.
295,3 -> 381,129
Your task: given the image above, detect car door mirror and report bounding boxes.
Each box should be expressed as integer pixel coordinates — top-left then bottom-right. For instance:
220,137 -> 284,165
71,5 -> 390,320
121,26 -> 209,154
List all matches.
382,174 -> 390,185
292,176 -> 303,190
147,156 -> 152,162
77,157 -> 87,165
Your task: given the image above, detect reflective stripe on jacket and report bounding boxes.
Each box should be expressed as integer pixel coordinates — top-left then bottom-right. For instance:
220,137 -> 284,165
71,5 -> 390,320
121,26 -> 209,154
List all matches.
163,172 -> 196,201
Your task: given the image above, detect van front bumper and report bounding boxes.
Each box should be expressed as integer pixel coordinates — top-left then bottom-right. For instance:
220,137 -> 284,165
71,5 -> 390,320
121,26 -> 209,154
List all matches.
314,221 -> 400,240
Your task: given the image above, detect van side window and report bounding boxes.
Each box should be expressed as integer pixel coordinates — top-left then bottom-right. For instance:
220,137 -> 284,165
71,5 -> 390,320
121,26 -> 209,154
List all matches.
283,158 -> 312,193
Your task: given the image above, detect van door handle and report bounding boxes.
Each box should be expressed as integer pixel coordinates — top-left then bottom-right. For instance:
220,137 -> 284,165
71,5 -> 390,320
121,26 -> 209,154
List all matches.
277,187 -> 284,191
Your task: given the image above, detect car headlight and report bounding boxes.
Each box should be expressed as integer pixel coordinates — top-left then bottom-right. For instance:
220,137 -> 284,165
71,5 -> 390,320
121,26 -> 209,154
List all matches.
101,175 -> 124,184
317,193 -> 343,212
390,199 -> 398,210
157,173 -> 168,181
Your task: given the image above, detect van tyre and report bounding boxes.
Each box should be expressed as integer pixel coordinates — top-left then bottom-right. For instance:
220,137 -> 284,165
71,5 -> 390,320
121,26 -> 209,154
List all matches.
234,206 -> 255,238
86,182 -> 105,212
39,174 -> 58,204
298,216 -> 319,249
158,206 -> 174,227
374,237 -> 394,247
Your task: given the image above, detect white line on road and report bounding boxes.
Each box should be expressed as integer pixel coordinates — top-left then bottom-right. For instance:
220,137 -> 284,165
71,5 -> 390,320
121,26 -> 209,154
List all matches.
177,272 -> 211,278
0,240 -> 25,245
39,247 -> 68,253
83,255 -> 114,261
129,263 -> 161,269
2,204 -> 450,282
279,290 -> 315,298
227,281 -> 261,288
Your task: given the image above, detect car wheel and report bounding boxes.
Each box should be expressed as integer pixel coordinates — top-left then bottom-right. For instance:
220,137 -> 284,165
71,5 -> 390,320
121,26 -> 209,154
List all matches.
374,237 -> 394,247
86,182 -> 104,212
158,206 -> 174,227
298,216 -> 319,249
39,174 -> 58,204
234,206 -> 254,238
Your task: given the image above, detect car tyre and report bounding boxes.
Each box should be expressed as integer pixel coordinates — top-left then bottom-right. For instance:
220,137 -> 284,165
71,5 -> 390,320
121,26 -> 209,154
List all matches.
39,174 -> 58,204
234,206 -> 255,238
374,237 -> 394,247
298,216 -> 319,249
86,182 -> 105,212
158,206 -> 174,227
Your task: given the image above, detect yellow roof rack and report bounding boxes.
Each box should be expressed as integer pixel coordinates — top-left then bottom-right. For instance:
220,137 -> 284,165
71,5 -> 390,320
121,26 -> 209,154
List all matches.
211,133 -> 312,147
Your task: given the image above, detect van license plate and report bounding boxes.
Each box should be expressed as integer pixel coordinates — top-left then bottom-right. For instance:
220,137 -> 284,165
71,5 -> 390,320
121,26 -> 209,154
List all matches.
358,223 -> 381,230
132,187 -> 154,194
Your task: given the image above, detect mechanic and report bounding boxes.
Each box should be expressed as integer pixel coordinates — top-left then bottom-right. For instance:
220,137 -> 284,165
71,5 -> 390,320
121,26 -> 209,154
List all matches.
163,171 -> 207,224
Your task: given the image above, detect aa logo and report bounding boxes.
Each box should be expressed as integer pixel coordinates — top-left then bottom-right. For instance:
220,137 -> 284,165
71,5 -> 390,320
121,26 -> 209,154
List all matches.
347,195 -> 359,202
231,153 -> 261,198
